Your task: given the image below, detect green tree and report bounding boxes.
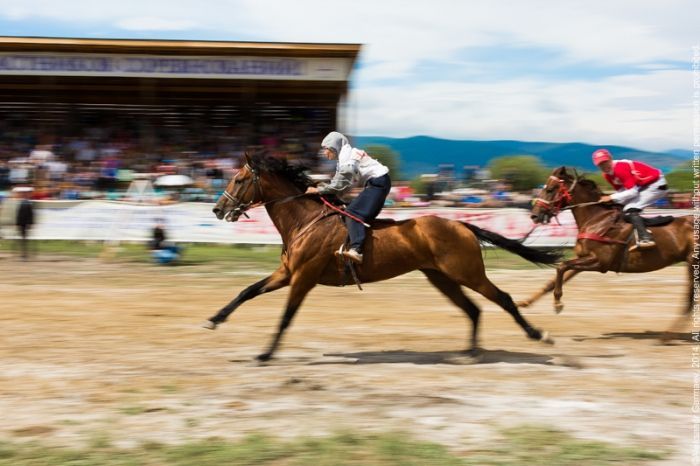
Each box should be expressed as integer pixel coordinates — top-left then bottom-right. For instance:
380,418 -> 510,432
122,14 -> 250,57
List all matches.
410,175 -> 427,194
488,155 -> 549,191
365,144 -> 401,180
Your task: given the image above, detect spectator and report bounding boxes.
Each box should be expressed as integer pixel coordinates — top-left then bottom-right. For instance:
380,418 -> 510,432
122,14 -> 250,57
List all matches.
149,219 -> 181,264
15,188 -> 34,260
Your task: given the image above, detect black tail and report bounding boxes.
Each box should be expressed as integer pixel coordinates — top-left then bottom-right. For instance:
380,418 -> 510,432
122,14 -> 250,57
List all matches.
462,222 -> 562,265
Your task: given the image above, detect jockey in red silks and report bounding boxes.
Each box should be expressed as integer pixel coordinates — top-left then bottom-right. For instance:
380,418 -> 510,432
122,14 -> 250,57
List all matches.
592,148 -> 668,249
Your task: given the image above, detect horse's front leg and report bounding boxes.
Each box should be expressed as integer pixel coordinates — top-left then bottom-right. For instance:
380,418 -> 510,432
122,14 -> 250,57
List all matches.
518,270 -> 580,308
203,265 -> 290,329
553,255 -> 599,313
257,272 -> 319,362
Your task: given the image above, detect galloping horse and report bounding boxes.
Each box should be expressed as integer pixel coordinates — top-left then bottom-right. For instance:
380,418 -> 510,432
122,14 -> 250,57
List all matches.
207,154 -> 561,361
525,166 -> 694,336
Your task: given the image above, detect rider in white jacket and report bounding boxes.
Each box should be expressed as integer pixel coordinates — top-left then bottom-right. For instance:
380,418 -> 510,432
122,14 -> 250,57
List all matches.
306,131 -> 391,264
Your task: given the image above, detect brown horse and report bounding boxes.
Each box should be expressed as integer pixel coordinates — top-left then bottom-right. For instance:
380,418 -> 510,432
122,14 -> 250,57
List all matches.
207,154 -> 561,361
525,166 -> 695,336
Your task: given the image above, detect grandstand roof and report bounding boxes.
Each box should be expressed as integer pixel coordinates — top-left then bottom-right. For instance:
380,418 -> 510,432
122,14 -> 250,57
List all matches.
0,36 -> 362,59
0,36 -> 361,107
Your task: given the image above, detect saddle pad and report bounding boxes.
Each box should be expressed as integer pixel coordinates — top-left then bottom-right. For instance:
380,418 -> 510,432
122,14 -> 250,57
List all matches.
641,216 -> 675,227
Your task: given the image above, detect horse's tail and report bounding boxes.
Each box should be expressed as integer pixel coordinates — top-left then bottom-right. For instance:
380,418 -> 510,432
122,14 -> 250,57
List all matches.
461,222 -> 562,265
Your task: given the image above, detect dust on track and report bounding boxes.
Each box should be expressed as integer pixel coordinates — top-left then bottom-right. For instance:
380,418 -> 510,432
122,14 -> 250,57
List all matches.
0,255 -> 690,463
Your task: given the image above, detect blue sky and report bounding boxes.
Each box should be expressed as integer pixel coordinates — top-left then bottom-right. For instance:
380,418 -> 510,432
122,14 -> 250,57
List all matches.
0,0 -> 697,151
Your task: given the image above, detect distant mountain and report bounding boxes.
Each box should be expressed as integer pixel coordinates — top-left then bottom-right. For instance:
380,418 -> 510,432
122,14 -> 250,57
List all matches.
353,136 -> 690,179
667,149 -> 693,159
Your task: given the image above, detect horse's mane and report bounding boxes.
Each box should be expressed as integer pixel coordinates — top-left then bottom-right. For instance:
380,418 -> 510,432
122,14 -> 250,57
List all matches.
577,178 -> 602,195
249,154 -> 314,191
553,166 -> 602,196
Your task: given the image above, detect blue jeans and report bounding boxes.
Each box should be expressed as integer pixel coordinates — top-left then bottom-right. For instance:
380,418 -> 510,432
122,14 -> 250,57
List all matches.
345,174 -> 391,252
152,244 -> 182,264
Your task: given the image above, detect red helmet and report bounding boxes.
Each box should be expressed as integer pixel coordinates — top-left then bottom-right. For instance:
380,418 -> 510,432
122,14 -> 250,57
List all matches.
592,149 -> 612,166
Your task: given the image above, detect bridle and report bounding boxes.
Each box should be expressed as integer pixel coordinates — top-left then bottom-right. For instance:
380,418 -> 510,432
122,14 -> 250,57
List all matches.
534,175 -> 578,217
221,163 -> 305,219
221,163 -> 263,219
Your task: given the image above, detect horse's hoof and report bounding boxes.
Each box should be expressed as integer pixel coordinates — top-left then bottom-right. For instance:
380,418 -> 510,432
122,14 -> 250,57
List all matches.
554,303 -> 564,314
449,354 -> 481,365
201,320 -> 217,330
540,331 -> 555,345
256,353 -> 272,362
517,300 -> 530,308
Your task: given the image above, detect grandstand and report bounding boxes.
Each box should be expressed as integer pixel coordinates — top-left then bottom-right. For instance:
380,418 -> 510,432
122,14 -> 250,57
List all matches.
0,36 -> 361,191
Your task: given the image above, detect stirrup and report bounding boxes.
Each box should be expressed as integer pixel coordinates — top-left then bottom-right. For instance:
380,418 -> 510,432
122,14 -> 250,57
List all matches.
335,244 -> 363,264
637,239 -> 656,249
335,244 -> 364,290
629,236 -> 655,251
341,249 -> 363,264
629,229 -> 655,251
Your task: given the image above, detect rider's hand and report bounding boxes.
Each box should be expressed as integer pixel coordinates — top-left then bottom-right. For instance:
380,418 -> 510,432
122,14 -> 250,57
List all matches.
306,186 -> 319,195
599,195 -> 613,203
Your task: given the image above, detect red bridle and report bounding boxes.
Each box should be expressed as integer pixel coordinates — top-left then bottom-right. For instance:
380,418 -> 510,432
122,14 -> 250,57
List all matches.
534,176 -> 575,216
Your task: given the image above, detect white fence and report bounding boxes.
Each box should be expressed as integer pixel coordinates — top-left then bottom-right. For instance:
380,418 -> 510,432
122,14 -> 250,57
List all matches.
0,199 -> 689,247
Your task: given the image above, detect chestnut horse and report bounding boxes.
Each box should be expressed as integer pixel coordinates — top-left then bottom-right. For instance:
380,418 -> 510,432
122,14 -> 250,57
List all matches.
207,154 -> 560,361
525,166 -> 694,336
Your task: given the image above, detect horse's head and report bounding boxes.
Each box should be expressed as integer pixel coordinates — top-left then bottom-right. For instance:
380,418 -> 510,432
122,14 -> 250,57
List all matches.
213,153 -> 264,222
531,166 -> 579,224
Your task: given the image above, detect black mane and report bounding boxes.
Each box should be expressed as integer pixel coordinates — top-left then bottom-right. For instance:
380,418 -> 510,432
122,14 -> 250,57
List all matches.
249,154 -> 314,191
577,178 -> 602,195
553,166 -> 602,195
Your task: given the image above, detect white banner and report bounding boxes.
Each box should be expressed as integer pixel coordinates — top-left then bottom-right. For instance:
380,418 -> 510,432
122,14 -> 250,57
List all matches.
0,200 -> 688,247
0,53 -> 352,81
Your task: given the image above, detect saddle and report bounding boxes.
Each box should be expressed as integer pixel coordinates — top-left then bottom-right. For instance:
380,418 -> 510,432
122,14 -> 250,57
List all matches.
580,210 -> 675,245
638,215 -> 675,227
369,217 -> 398,226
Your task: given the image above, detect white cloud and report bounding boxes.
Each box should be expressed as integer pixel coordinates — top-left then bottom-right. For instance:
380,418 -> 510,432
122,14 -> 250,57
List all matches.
351,69 -> 690,151
116,17 -> 197,31
0,0 -> 695,148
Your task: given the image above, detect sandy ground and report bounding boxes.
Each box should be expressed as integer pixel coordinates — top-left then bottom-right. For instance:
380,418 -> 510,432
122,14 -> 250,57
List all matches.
0,254 -> 693,463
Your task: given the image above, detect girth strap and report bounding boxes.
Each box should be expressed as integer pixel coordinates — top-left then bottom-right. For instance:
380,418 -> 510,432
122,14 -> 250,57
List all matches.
577,232 -> 628,244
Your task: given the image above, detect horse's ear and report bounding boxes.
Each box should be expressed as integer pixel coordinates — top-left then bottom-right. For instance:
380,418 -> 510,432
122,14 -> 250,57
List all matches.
244,152 -> 252,166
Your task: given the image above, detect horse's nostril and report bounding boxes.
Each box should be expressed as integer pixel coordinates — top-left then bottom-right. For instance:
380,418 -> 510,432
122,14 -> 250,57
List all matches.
213,208 -> 220,214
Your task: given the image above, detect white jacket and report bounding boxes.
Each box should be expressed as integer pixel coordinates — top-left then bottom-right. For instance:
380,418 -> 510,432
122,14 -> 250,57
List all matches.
318,144 -> 389,196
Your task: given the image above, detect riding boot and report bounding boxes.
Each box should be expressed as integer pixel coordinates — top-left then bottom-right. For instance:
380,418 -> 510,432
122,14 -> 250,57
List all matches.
626,210 -> 655,250
343,216 -> 365,263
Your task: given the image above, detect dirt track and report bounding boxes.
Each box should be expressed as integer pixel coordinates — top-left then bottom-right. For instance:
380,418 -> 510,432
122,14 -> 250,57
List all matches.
0,255 -> 692,463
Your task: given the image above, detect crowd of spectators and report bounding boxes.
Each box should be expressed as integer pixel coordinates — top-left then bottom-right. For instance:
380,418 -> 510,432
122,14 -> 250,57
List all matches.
0,109 -> 691,210
0,107 -> 327,202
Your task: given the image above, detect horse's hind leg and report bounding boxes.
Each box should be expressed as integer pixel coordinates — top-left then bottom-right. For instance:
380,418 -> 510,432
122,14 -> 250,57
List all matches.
204,265 -> 290,329
473,278 -> 553,344
422,269 -> 482,353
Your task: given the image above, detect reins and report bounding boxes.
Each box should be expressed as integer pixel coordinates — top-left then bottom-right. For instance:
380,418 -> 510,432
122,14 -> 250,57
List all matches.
319,196 -> 371,228
222,164 -> 306,218
534,173 -> 605,218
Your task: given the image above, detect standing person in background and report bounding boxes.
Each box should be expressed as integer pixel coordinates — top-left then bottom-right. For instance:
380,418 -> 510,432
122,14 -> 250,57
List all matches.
15,188 -> 34,261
